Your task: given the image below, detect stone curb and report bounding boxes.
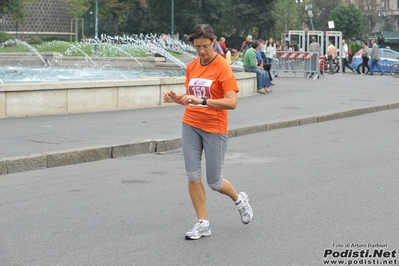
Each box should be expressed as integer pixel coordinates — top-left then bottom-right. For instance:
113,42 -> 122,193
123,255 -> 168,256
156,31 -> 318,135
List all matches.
1,103 -> 398,176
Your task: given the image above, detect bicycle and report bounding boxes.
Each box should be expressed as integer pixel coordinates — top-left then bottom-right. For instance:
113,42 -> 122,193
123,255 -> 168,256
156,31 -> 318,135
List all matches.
391,62 -> 399,78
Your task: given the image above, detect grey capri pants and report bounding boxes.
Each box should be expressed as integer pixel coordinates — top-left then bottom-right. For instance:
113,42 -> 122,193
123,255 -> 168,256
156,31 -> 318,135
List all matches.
182,122 -> 227,191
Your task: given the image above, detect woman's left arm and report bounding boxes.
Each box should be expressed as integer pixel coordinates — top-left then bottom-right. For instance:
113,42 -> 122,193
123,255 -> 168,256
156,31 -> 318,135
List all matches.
207,90 -> 237,110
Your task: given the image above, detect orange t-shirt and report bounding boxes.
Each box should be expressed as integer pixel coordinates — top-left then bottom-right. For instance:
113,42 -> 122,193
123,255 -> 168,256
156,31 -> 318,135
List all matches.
183,55 -> 239,134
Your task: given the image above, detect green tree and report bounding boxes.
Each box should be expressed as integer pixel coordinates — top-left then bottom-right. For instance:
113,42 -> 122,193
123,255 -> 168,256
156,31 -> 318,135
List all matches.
273,0 -> 297,32
65,0 -> 92,18
311,0 -> 341,31
98,0 -> 132,36
328,4 -> 366,39
0,0 -> 29,22
142,0 -> 205,39
84,0 -> 148,36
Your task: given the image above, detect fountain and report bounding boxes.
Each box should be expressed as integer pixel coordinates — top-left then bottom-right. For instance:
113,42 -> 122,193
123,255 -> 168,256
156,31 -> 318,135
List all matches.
0,34 -> 253,118
0,34 -> 195,83
2,39 -> 48,67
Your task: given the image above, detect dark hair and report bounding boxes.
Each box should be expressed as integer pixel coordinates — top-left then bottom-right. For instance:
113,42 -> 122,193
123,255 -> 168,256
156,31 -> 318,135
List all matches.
363,40 -> 368,45
188,24 -> 215,42
268,37 -> 274,46
251,40 -> 260,49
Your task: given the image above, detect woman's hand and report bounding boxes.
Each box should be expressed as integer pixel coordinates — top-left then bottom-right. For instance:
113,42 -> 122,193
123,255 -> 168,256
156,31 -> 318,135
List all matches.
181,95 -> 201,105
163,90 -> 177,103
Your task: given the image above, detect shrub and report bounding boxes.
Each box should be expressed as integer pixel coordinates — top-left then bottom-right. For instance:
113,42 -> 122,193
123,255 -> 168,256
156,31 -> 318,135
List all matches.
349,42 -> 363,56
27,37 -> 44,45
42,36 -> 70,42
0,31 -> 15,43
349,42 -> 363,62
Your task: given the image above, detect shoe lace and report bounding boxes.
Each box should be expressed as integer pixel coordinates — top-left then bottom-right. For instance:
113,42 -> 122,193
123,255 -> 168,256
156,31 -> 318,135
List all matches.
190,221 -> 203,234
237,199 -> 250,217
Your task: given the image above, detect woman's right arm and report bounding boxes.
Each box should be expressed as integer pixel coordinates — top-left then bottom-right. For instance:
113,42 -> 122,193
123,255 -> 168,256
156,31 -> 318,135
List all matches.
163,91 -> 186,105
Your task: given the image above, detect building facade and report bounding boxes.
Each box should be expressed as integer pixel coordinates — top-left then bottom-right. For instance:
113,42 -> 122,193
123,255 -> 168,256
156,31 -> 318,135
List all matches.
0,0 -> 72,39
343,0 -> 399,32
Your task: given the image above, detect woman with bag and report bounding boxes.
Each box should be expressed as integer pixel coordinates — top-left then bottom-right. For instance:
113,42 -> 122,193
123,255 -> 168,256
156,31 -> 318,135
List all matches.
361,41 -> 369,75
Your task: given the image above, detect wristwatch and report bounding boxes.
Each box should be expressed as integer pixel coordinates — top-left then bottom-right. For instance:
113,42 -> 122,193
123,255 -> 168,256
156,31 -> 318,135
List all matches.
201,97 -> 207,105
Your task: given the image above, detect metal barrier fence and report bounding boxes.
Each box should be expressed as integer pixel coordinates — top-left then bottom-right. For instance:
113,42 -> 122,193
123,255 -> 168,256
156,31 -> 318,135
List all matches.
272,52 -> 322,80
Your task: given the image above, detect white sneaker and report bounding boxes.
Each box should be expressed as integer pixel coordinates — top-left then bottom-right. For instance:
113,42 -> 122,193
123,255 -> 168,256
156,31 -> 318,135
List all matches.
185,219 -> 211,240
236,192 -> 253,224
257,88 -> 268,94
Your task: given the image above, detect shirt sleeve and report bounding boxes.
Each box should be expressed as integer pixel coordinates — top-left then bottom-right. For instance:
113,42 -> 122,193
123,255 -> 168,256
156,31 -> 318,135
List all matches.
256,51 -> 263,64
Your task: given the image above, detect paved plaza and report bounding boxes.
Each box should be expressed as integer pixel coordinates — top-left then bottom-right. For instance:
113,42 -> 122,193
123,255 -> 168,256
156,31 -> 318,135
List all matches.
1,74 -> 399,265
0,73 -> 398,170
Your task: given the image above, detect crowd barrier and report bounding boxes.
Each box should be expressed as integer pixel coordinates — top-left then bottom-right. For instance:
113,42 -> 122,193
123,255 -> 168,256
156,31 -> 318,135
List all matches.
272,52 -> 322,80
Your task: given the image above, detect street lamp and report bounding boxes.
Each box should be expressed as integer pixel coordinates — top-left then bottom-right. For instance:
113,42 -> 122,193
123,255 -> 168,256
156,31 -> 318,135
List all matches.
94,0 -> 99,55
171,0 -> 174,38
295,0 -> 303,30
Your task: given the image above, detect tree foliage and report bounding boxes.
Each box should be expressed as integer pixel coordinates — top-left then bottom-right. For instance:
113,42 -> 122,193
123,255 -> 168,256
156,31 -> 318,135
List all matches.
65,0 -> 92,18
0,0 -> 29,22
328,4 -> 366,39
1,0 -> 380,43
311,0 -> 341,31
273,0 -> 297,32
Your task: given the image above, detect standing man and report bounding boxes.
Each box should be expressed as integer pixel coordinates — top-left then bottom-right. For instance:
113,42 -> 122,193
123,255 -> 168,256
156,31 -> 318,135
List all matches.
309,37 -> 321,77
327,40 -> 337,74
341,39 -> 355,74
369,39 -> 385,76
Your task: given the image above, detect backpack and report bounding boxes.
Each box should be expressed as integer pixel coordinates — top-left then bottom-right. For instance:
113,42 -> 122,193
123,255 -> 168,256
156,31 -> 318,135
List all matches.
348,47 -> 352,56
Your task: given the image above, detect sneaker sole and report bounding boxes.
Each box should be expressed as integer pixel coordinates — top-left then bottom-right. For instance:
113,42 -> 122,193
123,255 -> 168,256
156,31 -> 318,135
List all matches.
185,230 -> 211,240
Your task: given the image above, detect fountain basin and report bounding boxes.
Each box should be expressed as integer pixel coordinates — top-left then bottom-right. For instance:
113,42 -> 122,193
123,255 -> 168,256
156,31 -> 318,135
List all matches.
0,72 -> 256,118
0,52 -> 173,69
0,65 -> 185,83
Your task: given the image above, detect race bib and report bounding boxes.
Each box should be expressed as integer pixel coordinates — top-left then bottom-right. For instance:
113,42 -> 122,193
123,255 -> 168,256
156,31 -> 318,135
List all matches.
187,78 -> 213,106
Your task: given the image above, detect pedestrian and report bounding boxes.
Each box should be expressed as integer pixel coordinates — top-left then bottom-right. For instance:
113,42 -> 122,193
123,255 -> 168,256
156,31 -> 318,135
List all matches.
275,41 -> 281,51
219,37 -> 227,59
369,39 -> 385,76
264,37 -> 277,77
264,37 -> 276,64
231,47 -> 241,62
284,41 -> 294,52
163,24 -> 253,240
309,37 -> 321,77
361,41 -> 369,75
230,47 -> 243,66
284,41 -> 296,73
341,39 -> 356,74
213,35 -> 224,57
241,35 -> 252,52
327,40 -> 337,74
243,40 -> 272,93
